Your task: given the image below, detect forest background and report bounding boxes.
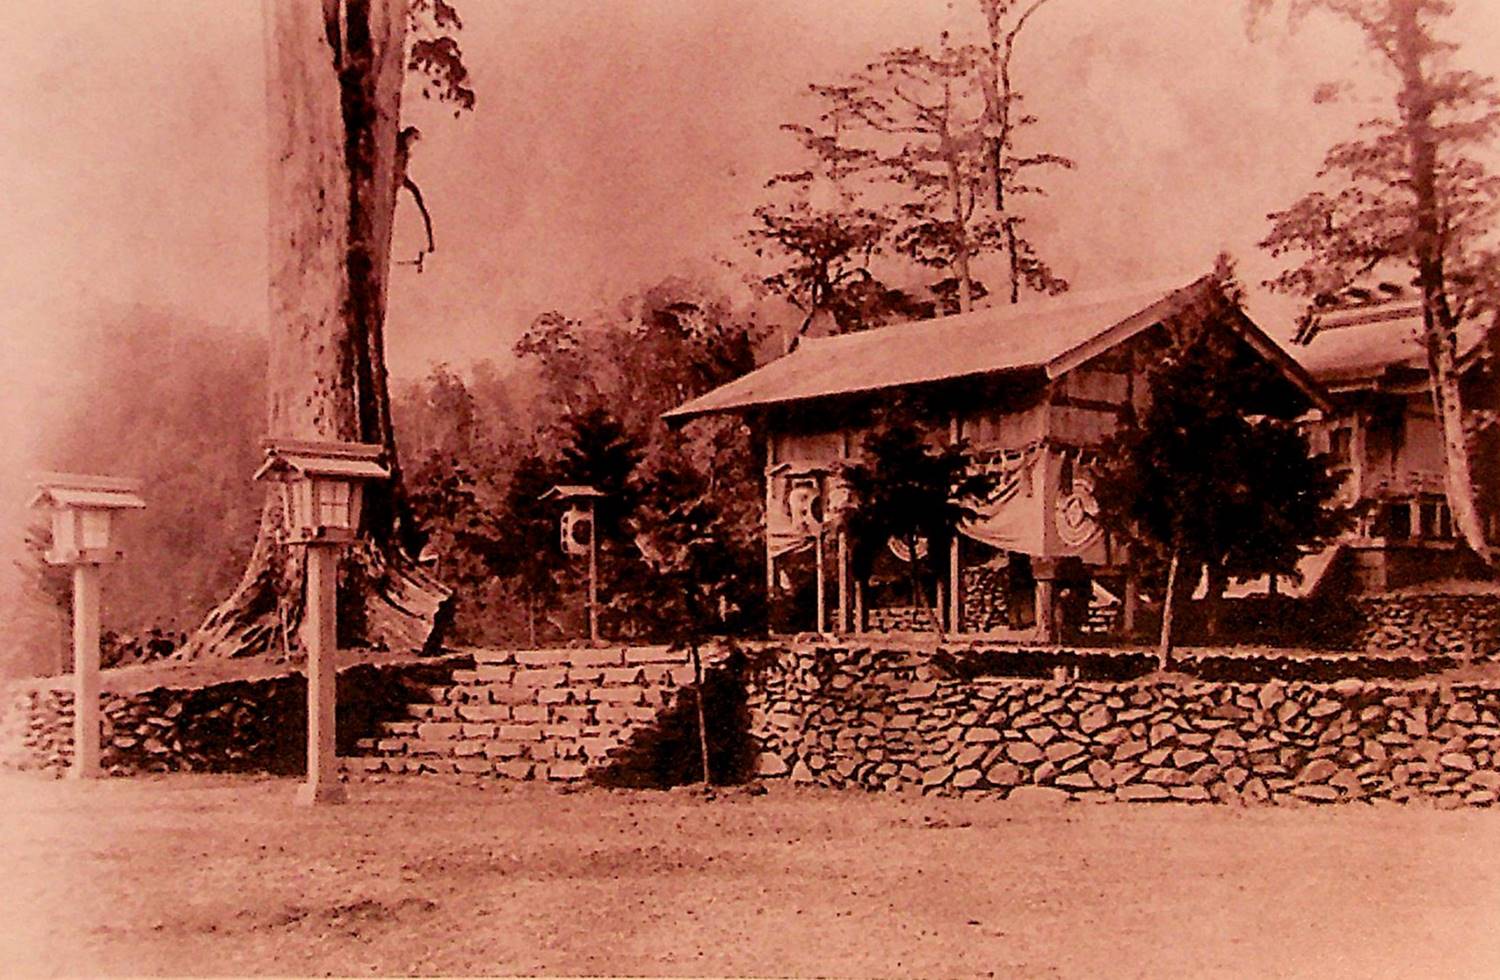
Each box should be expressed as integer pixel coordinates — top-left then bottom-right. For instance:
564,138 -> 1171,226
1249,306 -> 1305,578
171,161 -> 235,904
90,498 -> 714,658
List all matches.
2,1 -> 1496,674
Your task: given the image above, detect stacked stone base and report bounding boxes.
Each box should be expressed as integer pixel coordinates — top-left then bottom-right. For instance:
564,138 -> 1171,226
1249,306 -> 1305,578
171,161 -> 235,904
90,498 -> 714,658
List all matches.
1355,593 -> 1500,660
748,645 -> 1500,806
344,645 -> 706,781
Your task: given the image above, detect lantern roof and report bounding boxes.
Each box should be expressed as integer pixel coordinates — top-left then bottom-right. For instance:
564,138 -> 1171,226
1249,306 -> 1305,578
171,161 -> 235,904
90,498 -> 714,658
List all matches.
29,472 -> 146,511
254,439 -> 390,483
540,484 -> 606,502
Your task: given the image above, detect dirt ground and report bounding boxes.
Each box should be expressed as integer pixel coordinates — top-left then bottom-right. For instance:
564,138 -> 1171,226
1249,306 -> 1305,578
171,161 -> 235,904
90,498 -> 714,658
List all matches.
3,774 -> 1499,978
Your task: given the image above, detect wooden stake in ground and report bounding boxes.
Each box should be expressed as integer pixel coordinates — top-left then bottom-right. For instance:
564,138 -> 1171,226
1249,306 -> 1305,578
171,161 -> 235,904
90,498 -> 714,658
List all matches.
1158,547 -> 1181,672
184,0 -> 450,659
691,642 -> 711,786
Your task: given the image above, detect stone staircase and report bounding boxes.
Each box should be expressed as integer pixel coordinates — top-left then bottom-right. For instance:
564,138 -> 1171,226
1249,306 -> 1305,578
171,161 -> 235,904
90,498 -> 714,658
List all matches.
340,645 -> 707,782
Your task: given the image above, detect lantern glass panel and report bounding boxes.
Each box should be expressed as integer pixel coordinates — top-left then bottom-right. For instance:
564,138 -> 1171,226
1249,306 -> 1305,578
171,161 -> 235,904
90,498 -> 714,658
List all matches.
80,510 -> 112,550
51,509 -> 78,557
315,478 -> 352,530
293,480 -> 315,530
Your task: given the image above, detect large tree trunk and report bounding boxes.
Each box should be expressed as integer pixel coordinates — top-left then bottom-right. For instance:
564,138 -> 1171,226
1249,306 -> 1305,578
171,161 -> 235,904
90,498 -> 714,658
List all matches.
1394,0 -> 1493,568
182,0 -> 451,660
941,129 -> 974,316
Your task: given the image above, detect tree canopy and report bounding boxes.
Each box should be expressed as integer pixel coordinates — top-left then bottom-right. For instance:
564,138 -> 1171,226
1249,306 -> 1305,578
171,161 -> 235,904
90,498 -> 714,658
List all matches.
1253,0 -> 1499,565
1091,276 -> 1348,661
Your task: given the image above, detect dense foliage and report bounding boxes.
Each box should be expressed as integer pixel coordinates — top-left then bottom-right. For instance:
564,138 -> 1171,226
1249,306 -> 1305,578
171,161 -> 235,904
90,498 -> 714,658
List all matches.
1091,280 -> 1348,661
842,398 -> 999,639
393,277 -> 768,647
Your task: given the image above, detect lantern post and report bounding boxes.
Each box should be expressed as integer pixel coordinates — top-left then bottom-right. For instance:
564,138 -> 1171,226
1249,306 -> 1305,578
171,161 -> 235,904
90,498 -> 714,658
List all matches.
29,473 -> 146,779
542,485 -> 607,645
255,439 -> 389,806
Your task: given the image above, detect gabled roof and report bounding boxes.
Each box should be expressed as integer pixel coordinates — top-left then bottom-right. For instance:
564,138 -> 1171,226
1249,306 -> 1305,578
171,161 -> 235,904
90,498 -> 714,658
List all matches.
665,274 -> 1329,422
253,439 -> 390,482
540,484 -> 606,501
1292,300 -> 1488,388
29,473 -> 146,511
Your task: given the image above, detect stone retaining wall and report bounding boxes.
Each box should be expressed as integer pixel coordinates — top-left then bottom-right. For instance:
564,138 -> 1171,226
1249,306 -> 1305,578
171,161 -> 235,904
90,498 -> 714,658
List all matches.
746,644 -> 1500,805
961,566 -> 1010,632
1354,593 -> 1500,660
865,606 -> 931,633
345,645 -> 710,781
0,659 -> 452,775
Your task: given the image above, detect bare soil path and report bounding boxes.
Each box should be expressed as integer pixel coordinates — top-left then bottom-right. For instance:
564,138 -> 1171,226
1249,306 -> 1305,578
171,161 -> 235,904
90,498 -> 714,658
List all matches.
2,775 -> 1497,977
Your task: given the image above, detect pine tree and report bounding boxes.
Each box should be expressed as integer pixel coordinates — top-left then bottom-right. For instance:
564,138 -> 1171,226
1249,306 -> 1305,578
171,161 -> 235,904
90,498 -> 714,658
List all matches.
1092,275 -> 1347,666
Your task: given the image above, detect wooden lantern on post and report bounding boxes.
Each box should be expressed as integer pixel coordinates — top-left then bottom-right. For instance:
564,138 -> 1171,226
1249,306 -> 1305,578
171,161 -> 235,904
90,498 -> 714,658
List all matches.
255,439 -> 389,806
255,439 -> 387,544
541,485 -> 607,645
29,473 -> 146,779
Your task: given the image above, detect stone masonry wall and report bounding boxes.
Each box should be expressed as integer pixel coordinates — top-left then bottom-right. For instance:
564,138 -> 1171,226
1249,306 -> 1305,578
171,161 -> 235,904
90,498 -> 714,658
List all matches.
961,566 -> 1009,632
1353,594 -> 1500,660
344,645 -> 710,781
865,606 -> 932,633
747,644 -> 1500,805
0,659 -> 450,776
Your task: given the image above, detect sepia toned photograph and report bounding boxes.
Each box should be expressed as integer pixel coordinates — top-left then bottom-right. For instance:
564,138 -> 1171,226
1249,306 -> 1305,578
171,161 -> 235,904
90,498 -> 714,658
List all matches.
1,0 -> 1498,976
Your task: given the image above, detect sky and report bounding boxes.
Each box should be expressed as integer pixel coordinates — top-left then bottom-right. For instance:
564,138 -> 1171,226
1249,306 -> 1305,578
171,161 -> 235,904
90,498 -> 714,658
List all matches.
2,0 -> 1498,471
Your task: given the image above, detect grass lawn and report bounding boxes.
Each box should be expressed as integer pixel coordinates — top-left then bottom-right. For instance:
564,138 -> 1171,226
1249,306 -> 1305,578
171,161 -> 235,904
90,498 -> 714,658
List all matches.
3,774 -> 1498,978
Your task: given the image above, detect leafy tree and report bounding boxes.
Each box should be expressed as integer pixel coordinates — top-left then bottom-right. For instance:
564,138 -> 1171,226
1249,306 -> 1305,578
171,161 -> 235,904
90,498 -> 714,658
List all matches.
845,41 -> 998,314
185,0 -> 474,658
513,311 -> 612,422
492,274 -> 768,642
558,406 -> 644,540
753,2 -> 1071,327
495,452 -> 569,646
628,450 -> 765,783
1091,281 -> 1347,667
744,93 -> 898,345
1252,0 -> 1499,566
842,398 -> 997,640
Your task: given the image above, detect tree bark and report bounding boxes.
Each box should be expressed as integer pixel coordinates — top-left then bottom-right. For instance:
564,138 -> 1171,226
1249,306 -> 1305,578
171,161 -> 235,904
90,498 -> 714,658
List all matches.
691,641 -> 712,786
182,0 -> 451,660
1157,546 -> 1181,672
941,125 -> 974,315
1393,0 -> 1493,567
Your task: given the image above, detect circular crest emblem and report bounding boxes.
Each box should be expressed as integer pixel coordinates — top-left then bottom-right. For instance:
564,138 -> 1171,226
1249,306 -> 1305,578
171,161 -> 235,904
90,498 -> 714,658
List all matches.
1055,479 -> 1101,548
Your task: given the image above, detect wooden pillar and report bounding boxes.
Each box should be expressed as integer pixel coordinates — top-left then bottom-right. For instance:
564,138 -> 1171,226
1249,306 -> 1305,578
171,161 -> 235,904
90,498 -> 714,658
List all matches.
1122,564 -> 1140,637
765,441 -> 777,628
837,529 -> 850,633
947,413 -> 962,634
297,543 -> 346,806
586,500 -> 600,645
854,579 -> 865,634
1035,577 -> 1058,644
949,536 -> 962,634
69,564 -> 102,780
814,527 -> 826,634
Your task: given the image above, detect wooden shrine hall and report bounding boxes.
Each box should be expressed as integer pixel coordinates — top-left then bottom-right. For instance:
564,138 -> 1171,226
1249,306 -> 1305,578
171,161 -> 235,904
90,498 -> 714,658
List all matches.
665,273 -> 1331,641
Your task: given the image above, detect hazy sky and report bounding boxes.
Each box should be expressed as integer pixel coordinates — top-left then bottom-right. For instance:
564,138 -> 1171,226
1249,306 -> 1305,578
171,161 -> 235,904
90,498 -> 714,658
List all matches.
3,0 -> 1499,472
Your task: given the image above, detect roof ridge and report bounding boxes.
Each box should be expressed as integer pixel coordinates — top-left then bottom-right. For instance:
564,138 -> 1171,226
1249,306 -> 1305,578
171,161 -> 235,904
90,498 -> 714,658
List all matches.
799,275 -> 1200,348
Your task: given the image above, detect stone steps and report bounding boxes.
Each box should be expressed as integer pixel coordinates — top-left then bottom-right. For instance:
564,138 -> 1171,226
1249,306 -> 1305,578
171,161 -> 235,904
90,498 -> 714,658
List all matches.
343,644 -> 716,783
